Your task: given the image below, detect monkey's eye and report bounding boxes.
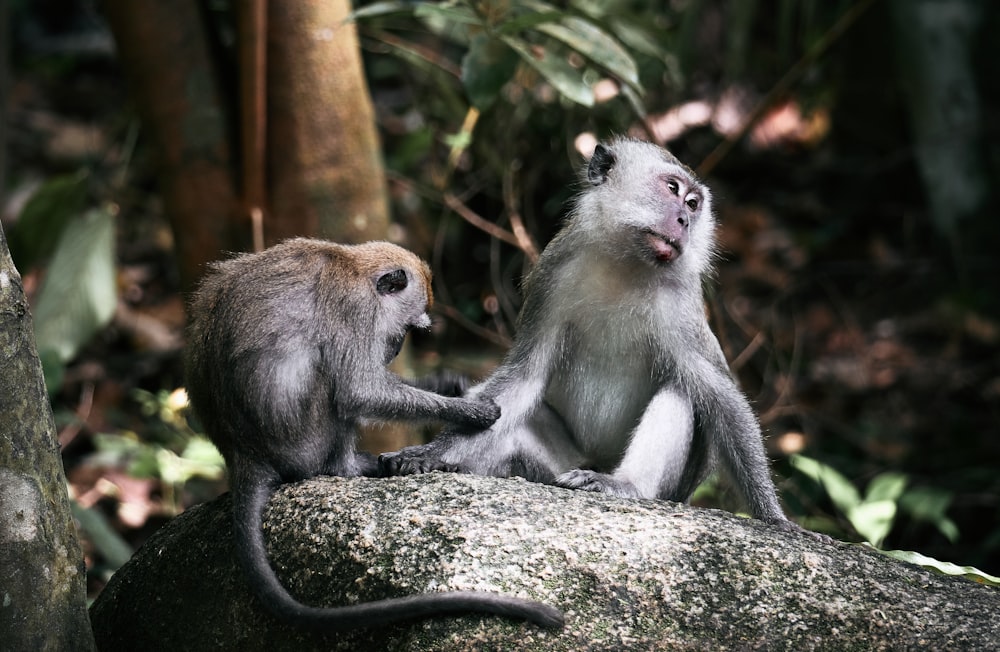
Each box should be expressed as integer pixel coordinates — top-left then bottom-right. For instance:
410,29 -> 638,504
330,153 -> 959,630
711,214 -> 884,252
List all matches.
666,179 -> 680,195
376,269 -> 408,295
686,196 -> 699,211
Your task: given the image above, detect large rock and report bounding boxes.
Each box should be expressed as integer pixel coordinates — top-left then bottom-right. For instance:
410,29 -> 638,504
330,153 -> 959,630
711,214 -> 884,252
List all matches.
90,473 -> 1000,650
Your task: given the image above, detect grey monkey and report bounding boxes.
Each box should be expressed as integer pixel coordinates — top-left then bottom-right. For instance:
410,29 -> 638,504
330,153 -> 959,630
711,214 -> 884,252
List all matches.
380,138 -> 793,527
185,238 -> 563,631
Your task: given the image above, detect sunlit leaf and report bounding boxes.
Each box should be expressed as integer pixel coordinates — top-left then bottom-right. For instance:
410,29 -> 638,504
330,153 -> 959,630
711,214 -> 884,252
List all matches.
33,205 -> 117,368
848,500 -> 897,548
413,3 -> 480,26
347,1 -> 417,21
875,547 -> 1000,587
790,454 -> 861,514
500,35 -> 594,107
865,472 -> 908,503
181,436 -> 225,467
535,16 -> 641,92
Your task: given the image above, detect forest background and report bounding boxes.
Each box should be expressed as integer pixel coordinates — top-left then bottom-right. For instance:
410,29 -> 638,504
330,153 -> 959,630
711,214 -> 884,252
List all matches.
1,0 -> 998,605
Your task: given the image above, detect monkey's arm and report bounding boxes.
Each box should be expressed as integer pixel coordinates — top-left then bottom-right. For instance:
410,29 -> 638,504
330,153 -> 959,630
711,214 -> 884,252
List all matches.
691,353 -> 787,523
380,323 -> 568,479
340,369 -> 500,432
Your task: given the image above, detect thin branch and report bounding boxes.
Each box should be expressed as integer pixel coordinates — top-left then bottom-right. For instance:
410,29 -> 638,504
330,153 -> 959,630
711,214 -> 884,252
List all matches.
442,191 -> 523,251
502,165 -> 540,264
435,301 -> 512,348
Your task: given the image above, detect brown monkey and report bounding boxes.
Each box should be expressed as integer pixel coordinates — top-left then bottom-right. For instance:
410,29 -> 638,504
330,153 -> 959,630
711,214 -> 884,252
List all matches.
185,238 -> 563,631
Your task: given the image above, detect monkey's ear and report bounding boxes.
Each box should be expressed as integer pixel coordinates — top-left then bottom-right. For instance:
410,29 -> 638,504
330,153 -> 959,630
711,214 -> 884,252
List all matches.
587,143 -> 616,185
376,269 -> 408,295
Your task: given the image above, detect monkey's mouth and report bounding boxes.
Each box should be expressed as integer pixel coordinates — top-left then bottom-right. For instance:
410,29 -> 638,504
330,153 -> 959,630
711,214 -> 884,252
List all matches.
644,230 -> 683,262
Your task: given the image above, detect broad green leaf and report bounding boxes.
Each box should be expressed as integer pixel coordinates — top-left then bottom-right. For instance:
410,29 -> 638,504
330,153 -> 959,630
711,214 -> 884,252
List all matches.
462,34 -> 520,109
535,16 -> 641,92
899,487 -> 960,543
501,35 -> 594,107
876,547 -> 1000,587
70,501 -> 133,569
790,454 -> 862,514
495,11 -> 565,35
33,205 -> 117,367
9,171 -> 89,271
848,500 -> 897,548
413,3 -> 480,26
865,472 -> 908,502
606,16 -> 673,62
181,436 -> 225,467
157,447 -> 224,485
347,1 -> 419,21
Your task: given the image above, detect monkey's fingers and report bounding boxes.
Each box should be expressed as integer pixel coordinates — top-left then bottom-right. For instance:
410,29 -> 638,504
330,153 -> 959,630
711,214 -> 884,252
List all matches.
554,469 -> 643,499
451,399 -> 501,431
378,450 -> 465,477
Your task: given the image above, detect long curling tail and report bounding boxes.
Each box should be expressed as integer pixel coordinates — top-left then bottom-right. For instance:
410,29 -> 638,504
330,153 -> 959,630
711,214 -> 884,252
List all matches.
229,467 -> 564,631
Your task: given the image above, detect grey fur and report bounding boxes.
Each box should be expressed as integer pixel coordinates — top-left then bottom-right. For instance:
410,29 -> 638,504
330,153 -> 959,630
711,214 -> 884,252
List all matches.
185,238 -> 563,631
380,139 -> 789,525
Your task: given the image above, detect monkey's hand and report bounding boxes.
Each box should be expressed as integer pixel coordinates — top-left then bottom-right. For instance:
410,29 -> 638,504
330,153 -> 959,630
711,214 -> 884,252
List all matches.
378,447 -> 466,477
447,398 -> 501,432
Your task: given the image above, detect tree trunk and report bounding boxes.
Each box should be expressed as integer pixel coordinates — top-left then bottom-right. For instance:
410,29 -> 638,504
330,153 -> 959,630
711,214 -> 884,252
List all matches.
0,223 -> 95,651
103,0 -> 247,293
265,0 -> 390,244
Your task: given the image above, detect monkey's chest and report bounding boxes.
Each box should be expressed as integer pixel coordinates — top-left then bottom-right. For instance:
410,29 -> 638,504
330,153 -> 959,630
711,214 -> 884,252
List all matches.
544,333 -> 658,467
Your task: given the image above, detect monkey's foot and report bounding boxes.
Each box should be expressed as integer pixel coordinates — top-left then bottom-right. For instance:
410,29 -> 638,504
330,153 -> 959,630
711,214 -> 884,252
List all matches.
554,469 -> 643,499
765,517 -> 838,544
378,449 -> 465,477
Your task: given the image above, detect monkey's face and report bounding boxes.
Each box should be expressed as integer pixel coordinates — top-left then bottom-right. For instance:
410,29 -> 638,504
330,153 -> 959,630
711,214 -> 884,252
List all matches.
579,139 -> 717,280
373,266 -> 433,364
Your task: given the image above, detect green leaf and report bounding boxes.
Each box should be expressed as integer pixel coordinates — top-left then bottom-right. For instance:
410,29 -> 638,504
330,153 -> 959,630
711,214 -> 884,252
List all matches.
33,205 -> 118,367
899,487 -> 960,543
462,34 -> 520,109
70,501 -> 133,570
347,1 -> 417,21
500,35 -> 594,107
413,3 -> 480,26
789,454 -> 861,514
606,16 -> 673,62
495,11 -> 565,35
848,500 -> 897,548
9,171 -> 89,271
875,547 -> 1000,587
534,16 -> 641,92
864,472 -> 908,503
181,436 -> 225,467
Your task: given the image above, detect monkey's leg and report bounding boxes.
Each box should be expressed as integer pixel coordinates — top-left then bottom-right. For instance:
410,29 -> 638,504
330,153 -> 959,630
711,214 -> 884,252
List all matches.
555,389 -> 694,500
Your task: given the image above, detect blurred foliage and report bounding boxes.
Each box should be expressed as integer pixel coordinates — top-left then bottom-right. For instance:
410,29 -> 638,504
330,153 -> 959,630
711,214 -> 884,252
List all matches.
790,454 -> 958,548
10,172 -> 118,392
